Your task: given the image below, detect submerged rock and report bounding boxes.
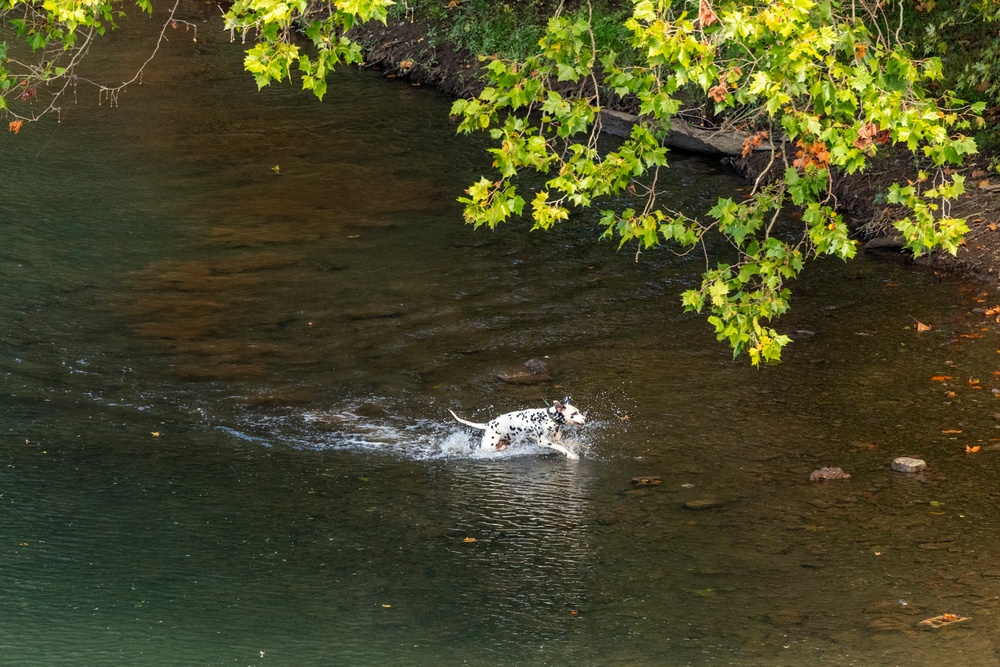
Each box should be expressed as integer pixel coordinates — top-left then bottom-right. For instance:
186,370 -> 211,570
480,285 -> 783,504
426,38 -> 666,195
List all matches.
684,498 -> 722,510
494,358 -> 552,384
891,457 -> 927,473
809,467 -> 852,482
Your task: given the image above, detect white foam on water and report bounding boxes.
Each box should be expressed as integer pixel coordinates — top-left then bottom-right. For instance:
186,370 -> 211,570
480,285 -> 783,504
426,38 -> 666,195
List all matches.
221,400 -> 600,461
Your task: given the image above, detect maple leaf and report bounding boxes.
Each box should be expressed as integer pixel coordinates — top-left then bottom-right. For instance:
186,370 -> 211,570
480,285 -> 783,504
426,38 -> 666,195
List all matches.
708,81 -> 728,103
8,119 -> 23,134
741,130 -> 767,158
699,0 -> 719,26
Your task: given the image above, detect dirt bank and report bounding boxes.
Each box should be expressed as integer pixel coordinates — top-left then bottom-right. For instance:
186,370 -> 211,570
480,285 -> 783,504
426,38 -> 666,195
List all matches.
351,17 -> 1000,285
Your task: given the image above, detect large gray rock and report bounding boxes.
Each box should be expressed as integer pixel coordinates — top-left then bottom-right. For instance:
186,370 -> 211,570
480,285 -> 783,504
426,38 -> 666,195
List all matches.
891,457 -> 927,473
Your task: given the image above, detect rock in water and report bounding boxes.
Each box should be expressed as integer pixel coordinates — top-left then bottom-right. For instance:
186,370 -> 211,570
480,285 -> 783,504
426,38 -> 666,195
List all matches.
809,467 -> 852,481
891,457 -> 927,473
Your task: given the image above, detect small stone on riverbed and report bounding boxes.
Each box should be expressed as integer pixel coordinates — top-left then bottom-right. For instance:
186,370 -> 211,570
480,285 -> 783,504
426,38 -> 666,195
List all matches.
809,467 -> 852,481
891,457 -> 927,473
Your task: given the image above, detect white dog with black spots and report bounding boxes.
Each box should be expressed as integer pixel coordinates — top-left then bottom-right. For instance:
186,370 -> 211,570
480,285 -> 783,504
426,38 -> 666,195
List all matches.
449,397 -> 586,459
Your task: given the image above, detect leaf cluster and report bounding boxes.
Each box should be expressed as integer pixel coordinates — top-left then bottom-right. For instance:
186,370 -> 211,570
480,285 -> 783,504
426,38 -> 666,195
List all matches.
450,0 -> 985,364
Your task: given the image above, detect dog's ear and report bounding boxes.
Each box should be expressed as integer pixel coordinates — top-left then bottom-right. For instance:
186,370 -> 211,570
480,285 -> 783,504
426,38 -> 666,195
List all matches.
552,399 -> 565,412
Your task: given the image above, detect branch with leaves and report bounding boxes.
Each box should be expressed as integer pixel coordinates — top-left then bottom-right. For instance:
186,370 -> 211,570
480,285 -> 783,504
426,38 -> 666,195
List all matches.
1,0 -> 197,131
450,0 -> 985,365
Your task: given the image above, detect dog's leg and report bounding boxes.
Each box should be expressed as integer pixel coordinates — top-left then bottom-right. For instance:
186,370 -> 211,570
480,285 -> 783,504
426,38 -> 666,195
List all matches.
538,437 -> 579,460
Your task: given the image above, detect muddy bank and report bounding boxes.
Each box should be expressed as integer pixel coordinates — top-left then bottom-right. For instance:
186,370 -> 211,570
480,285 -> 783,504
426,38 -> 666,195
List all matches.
351,16 -> 1000,284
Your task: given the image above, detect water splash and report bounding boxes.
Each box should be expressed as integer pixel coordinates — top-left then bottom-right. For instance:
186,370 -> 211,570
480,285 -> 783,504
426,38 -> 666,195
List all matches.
220,400 -> 598,461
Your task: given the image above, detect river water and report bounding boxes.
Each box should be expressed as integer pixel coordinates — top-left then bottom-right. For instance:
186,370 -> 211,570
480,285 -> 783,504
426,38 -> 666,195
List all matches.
2,6 -> 1000,666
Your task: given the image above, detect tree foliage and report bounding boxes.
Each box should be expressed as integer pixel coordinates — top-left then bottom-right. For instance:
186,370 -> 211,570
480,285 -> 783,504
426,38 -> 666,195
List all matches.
451,0 -> 985,364
222,0 -> 394,100
1,0 -> 992,364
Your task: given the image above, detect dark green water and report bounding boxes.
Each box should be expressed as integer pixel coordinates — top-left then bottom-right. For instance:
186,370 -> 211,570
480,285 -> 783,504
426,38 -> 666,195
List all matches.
3,6 -> 1000,665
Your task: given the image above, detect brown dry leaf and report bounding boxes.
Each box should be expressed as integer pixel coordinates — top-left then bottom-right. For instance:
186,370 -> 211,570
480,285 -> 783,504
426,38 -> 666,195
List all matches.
989,223 -> 998,232
973,168 -> 986,178
915,321 -> 932,332
698,0 -> 719,26
958,332 -> 984,339
399,59 -> 414,71
930,375 -> 953,381
945,391 -> 957,398
969,378 -> 981,386
708,81 -> 728,103
8,119 -> 23,134
980,180 -> 992,188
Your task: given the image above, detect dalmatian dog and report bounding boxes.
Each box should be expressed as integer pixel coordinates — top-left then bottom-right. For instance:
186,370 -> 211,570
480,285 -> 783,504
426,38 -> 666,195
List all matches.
449,397 -> 586,459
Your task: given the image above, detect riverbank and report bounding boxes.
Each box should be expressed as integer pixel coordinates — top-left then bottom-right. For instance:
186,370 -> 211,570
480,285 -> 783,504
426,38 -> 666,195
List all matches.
350,14 -> 1000,284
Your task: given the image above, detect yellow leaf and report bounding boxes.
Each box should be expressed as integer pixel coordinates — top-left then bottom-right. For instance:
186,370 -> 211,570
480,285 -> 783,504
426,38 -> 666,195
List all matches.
151,432 -> 161,437
942,429 -> 963,434
463,537 -> 477,543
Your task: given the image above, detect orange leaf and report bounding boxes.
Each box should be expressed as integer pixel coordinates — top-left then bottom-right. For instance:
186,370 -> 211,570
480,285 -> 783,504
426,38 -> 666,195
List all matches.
915,321 -> 932,332
708,81 -> 728,103
698,0 -> 719,26
968,378 -> 981,385
930,375 -> 953,381
966,445 -> 982,453
8,119 -> 23,134
462,537 -> 477,543
942,429 -> 963,434
958,332 -> 984,339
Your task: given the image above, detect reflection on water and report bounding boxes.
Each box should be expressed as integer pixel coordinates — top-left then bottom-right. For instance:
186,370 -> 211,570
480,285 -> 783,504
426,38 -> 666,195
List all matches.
2,3 -> 1000,665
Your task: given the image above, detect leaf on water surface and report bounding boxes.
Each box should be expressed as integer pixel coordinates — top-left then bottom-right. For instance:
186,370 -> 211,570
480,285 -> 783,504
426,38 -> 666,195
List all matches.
942,429 -> 963,434
931,376 -> 953,381
966,445 -> 981,453
9,119 -> 23,134
915,321 -> 932,332
462,537 -> 477,543
151,431 -> 160,437
919,613 -> 970,628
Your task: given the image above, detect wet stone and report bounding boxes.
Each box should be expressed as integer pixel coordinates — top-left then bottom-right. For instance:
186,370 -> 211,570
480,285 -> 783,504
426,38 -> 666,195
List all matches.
495,358 -> 552,385
809,466 -> 852,481
891,457 -> 927,473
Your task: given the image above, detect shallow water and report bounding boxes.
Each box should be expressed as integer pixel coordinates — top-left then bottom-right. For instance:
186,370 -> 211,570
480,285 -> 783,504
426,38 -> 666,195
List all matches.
2,5 -> 1000,665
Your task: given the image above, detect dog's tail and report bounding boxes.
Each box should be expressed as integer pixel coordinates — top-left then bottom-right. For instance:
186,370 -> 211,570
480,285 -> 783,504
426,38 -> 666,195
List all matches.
449,409 -> 487,430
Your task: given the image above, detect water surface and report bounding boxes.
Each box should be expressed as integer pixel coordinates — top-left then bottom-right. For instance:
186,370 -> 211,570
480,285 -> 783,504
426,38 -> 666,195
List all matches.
2,6 -> 1000,665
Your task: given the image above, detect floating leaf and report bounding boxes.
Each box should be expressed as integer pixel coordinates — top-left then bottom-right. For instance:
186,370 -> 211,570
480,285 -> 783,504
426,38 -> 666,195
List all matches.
942,429 -> 963,434
915,321 -> 932,332
931,376 -> 953,381
966,445 -> 981,453
462,537 -> 477,543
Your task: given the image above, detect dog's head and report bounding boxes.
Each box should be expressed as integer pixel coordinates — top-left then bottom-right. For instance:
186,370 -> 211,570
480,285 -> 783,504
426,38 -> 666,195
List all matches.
551,397 -> 586,426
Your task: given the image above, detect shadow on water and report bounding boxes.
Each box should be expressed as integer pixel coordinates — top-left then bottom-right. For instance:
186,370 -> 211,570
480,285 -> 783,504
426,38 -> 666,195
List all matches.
2,3 -> 1000,665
